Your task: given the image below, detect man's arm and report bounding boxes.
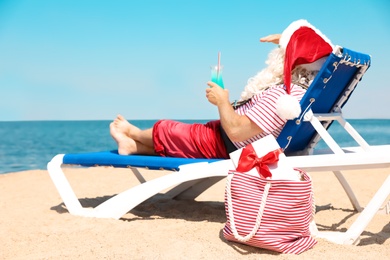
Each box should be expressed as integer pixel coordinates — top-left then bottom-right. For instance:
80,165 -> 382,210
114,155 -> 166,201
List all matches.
204,33 -> 280,142
206,81 -> 263,142
260,34 -> 281,44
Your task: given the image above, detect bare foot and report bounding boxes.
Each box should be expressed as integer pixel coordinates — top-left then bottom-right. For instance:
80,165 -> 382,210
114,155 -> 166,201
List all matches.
112,114 -> 141,139
110,122 -> 137,155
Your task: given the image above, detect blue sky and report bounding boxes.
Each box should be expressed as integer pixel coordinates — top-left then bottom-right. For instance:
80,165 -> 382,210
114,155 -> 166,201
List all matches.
1,0 -> 389,121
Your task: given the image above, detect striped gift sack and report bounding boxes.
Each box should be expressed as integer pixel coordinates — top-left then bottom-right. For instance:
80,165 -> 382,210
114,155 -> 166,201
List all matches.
223,169 -> 317,254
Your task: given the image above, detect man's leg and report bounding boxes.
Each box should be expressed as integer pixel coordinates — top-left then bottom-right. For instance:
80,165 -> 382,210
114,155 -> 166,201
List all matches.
130,128 -> 154,148
110,115 -> 156,155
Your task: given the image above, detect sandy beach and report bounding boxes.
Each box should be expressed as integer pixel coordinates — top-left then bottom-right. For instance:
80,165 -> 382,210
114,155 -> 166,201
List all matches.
0,166 -> 389,259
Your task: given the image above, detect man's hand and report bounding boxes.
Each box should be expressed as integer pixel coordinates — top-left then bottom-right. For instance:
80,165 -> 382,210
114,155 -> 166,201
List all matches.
206,81 -> 230,106
260,34 -> 281,45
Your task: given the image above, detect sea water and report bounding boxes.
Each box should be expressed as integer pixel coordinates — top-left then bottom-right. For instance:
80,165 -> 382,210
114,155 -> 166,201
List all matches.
0,119 -> 389,174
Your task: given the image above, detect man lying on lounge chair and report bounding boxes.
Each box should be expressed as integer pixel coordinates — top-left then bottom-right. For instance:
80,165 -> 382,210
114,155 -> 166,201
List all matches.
110,19 -> 334,160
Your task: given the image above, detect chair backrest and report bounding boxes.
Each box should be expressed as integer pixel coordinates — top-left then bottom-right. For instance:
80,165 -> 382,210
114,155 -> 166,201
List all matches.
276,46 -> 371,155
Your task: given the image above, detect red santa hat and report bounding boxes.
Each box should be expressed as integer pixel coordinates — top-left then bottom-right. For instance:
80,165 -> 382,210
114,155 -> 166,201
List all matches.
276,19 -> 334,120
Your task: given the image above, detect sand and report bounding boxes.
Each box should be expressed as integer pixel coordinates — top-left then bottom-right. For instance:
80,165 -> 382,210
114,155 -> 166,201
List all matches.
0,166 -> 389,259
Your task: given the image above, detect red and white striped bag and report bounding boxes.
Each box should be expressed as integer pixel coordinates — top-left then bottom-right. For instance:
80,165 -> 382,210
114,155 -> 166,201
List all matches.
223,167 -> 317,254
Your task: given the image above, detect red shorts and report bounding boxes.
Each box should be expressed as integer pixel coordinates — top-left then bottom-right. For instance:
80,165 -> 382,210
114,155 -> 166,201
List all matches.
152,120 -> 229,159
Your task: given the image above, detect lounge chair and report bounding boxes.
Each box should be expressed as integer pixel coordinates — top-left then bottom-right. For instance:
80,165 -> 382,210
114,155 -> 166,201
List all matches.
47,45 -> 390,246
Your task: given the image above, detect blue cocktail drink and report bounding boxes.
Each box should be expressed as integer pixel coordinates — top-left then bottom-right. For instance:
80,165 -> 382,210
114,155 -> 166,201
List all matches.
211,65 -> 225,89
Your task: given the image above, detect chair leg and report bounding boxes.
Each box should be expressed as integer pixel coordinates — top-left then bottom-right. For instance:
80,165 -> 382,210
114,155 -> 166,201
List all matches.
166,176 -> 226,200
129,167 -> 147,183
47,155 -> 93,217
164,179 -> 208,199
342,174 -> 390,244
378,200 -> 390,215
333,170 -> 363,212
318,174 -> 390,245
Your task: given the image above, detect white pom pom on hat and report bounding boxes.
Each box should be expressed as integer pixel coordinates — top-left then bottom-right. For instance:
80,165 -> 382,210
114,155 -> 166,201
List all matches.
276,19 -> 334,120
276,94 -> 302,120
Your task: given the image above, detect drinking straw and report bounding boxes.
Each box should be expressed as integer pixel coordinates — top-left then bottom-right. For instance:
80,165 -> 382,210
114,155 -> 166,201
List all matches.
217,52 -> 221,79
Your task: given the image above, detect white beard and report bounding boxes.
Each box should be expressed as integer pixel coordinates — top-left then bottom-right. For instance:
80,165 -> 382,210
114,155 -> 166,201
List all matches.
240,47 -> 285,101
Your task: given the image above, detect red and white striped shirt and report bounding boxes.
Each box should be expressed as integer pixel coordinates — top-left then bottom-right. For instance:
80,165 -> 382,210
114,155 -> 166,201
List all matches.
233,84 -> 306,149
